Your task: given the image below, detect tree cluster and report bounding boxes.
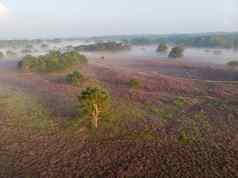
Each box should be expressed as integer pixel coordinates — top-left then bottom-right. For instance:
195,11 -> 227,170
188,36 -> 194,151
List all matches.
18,50 -> 88,72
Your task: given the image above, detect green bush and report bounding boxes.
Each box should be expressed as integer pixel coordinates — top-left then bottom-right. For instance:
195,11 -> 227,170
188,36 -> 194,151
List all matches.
18,50 -> 88,72
128,79 -> 141,89
178,130 -> 190,144
227,60 -> 238,67
168,46 -> 184,58
156,43 -> 168,52
18,55 -> 38,71
77,87 -> 111,128
66,71 -> 83,86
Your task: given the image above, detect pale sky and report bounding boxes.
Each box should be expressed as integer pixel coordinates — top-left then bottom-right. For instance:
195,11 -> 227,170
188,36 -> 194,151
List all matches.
0,0 -> 237,39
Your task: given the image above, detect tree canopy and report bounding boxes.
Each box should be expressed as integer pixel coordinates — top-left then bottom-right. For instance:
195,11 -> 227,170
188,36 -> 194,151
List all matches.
66,71 -> 84,86
77,87 -> 110,128
156,43 -> 168,52
168,46 -> 184,58
18,51 -> 88,72
227,60 -> 238,67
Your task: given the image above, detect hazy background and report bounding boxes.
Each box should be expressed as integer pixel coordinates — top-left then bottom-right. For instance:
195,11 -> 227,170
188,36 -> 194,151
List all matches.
0,0 -> 237,39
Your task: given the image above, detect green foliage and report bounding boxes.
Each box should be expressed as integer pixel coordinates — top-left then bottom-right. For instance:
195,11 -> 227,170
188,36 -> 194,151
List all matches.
128,32 -> 238,48
0,92 -> 56,132
77,87 -> 111,128
178,130 -> 190,144
156,43 -> 168,52
86,100 -> 157,140
168,46 -> 184,58
18,51 -> 88,72
128,79 -> 141,89
66,71 -> 83,86
18,55 -> 38,71
174,97 -> 188,108
227,60 -> 238,67
0,51 -> 4,59
75,42 -> 130,51
146,105 -> 174,121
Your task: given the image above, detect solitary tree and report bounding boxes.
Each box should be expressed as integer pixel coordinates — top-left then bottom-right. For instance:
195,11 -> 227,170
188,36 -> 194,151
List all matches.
78,87 -> 110,128
156,43 -> 168,52
168,46 -> 184,58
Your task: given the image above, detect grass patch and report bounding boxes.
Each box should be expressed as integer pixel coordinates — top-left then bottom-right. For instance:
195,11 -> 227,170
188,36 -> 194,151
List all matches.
145,97 -> 190,121
66,99 -> 159,140
177,130 -> 190,144
0,90 -> 56,133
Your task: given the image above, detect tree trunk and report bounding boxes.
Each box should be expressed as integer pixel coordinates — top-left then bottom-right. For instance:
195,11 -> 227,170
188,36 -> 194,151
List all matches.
93,104 -> 100,128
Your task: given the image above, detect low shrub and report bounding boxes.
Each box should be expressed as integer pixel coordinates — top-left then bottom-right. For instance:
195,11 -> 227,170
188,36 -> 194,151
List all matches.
178,130 -> 190,144
66,71 -> 83,86
227,60 -> 238,67
168,46 -> 184,58
128,79 -> 141,89
156,43 -> 168,52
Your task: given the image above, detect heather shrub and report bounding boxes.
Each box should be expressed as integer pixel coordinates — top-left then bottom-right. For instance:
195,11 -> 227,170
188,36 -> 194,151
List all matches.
66,71 -> 83,86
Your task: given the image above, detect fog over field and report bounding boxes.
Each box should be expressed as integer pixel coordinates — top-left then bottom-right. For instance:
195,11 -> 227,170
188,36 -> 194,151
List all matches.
1,1 -> 238,178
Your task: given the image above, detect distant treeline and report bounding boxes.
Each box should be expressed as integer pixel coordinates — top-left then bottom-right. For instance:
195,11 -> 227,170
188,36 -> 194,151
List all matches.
90,32 -> 238,49
0,39 -> 62,49
75,42 -> 131,52
2,32 -> 238,49
132,33 -> 238,48
0,40 -> 42,48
